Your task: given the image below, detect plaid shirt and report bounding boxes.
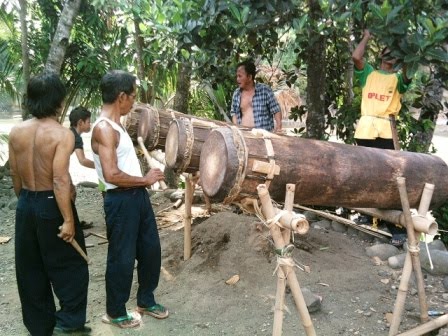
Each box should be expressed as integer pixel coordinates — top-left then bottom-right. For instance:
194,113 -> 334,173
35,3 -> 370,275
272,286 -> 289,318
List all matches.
230,83 -> 281,131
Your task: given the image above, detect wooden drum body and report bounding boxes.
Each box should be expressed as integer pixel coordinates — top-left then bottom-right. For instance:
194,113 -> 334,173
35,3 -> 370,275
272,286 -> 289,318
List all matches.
199,127 -> 448,209
165,117 -> 219,174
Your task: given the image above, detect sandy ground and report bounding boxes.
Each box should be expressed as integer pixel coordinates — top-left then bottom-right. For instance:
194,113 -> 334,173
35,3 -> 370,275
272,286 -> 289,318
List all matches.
0,114 -> 447,336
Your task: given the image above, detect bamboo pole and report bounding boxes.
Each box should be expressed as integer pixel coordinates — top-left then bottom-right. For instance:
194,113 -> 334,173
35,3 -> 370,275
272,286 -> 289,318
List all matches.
137,136 -> 168,190
272,184 -> 296,335
183,175 -> 194,261
397,178 -> 429,323
389,252 -> 413,335
257,184 -> 315,336
353,208 -> 437,235
396,314 -> 448,336
282,184 -> 295,245
273,264 -> 287,336
389,182 -> 434,335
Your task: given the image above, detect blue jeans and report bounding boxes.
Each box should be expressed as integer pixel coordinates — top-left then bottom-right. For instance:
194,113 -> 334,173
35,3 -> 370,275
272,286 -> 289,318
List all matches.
104,188 -> 161,318
15,189 -> 89,336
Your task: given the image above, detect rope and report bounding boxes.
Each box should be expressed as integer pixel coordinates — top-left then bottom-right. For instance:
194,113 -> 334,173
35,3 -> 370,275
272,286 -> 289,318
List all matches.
178,118 -> 194,173
223,126 -> 247,204
406,242 -> 420,253
266,210 -> 288,229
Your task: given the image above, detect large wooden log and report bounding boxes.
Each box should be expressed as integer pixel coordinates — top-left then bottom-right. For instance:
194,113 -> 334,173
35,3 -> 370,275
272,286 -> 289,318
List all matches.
199,127 -> 448,209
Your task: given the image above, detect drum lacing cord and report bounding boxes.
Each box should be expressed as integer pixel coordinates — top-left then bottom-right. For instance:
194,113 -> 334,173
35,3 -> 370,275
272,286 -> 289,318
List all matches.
250,129 -> 277,190
223,126 -> 247,204
178,118 -> 194,173
149,107 -> 160,149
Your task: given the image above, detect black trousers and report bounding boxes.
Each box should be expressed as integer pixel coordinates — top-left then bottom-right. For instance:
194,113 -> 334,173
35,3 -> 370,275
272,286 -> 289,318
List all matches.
15,189 -> 89,336
104,187 -> 161,318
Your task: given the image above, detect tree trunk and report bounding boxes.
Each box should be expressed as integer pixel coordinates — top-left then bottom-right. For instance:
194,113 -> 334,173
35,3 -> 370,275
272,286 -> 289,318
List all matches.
173,62 -> 191,114
345,25 -> 354,106
44,0 -> 81,74
414,77 -> 444,153
18,0 -> 30,120
133,12 -> 148,103
305,0 -> 326,140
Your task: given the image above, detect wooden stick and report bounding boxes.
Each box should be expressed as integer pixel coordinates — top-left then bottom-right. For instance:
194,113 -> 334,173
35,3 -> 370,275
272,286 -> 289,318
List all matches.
70,239 -> 91,264
137,136 -> 168,190
89,232 -> 108,240
258,184 -> 316,336
183,175 -> 194,261
396,314 -> 448,336
295,205 -> 388,239
389,115 -> 401,150
397,178 -> 429,324
353,208 -> 437,235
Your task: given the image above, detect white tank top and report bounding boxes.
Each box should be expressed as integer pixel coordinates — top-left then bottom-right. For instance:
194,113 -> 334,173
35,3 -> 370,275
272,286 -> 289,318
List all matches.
92,116 -> 142,190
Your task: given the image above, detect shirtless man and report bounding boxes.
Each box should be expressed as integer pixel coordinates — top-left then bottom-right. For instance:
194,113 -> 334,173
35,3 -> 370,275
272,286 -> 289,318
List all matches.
9,72 -> 89,335
91,70 -> 168,329
230,59 -> 282,132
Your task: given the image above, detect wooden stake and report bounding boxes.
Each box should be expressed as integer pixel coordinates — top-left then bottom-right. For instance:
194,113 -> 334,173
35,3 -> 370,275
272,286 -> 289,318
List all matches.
137,136 -> 168,190
183,175 -> 194,261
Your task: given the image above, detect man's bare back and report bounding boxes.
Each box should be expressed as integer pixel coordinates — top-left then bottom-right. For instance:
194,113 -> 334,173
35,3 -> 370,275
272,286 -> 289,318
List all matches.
9,117 -> 76,241
9,118 -> 74,193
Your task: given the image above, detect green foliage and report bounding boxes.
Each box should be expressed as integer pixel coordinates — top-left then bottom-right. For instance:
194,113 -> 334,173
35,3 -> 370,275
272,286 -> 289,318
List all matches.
189,82 -> 228,121
433,201 -> 448,246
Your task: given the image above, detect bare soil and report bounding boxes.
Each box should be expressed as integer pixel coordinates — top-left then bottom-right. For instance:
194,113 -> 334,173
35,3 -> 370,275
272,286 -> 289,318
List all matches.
1,185 -> 448,336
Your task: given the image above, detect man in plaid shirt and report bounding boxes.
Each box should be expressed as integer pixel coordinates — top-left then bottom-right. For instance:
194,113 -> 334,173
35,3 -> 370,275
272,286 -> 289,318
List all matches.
230,60 -> 282,132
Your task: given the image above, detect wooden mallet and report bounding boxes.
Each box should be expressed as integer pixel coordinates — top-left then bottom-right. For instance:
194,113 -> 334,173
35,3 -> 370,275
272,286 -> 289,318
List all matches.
137,136 -> 168,190
70,239 -> 91,264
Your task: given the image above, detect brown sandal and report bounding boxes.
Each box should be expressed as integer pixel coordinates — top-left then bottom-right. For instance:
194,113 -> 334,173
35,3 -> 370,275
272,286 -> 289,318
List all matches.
101,311 -> 141,328
137,304 -> 169,319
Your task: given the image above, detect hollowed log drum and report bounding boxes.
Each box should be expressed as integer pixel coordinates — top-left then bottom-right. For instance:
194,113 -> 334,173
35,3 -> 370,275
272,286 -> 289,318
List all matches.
124,103 -> 229,152
199,127 -> 448,209
165,117 -> 225,174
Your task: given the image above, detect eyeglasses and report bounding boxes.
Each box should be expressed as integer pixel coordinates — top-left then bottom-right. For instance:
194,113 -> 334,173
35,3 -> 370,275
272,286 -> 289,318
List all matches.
128,93 -> 136,99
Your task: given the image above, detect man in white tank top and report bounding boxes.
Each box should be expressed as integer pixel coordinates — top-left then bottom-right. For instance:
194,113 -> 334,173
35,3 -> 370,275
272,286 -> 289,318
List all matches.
91,70 -> 168,328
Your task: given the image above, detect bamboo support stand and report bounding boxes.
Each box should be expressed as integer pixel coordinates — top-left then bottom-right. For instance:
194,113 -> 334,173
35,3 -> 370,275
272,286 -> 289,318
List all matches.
257,184 -> 315,336
389,180 -> 434,335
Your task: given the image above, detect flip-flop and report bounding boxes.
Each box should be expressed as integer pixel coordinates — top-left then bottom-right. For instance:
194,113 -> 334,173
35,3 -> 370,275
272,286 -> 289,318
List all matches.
53,325 -> 92,335
137,304 -> 169,319
102,311 -> 141,329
